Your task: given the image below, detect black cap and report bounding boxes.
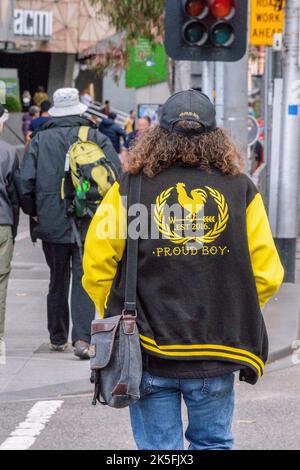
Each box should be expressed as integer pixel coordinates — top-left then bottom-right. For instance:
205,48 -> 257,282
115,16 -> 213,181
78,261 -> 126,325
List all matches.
160,89 -> 216,135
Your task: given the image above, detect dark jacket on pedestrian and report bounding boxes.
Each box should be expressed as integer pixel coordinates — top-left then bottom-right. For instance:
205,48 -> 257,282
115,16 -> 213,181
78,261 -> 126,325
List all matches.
0,139 -> 19,238
124,130 -> 138,150
16,115 -> 121,244
22,112 -> 32,138
99,118 -> 127,154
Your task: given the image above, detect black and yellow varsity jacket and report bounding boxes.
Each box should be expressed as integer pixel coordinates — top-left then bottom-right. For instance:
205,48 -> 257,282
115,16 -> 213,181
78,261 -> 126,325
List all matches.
83,165 -> 284,384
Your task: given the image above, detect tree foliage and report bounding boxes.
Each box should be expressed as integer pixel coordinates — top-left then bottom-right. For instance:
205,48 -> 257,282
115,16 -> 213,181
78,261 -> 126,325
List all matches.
88,0 -> 165,78
90,0 -> 165,43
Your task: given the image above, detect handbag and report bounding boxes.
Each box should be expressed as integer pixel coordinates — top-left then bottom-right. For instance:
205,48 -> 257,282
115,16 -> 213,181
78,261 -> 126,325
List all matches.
89,174 -> 143,408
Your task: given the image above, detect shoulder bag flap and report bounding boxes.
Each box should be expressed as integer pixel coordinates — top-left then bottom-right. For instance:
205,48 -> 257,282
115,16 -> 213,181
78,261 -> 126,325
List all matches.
90,315 -> 122,369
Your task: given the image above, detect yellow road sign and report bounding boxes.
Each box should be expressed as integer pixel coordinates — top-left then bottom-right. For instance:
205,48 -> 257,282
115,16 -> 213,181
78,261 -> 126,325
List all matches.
250,0 -> 285,46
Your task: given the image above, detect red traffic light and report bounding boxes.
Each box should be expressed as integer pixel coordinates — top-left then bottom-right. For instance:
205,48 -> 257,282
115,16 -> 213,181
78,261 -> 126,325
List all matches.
184,0 -> 209,18
210,0 -> 235,19
165,0 -> 248,62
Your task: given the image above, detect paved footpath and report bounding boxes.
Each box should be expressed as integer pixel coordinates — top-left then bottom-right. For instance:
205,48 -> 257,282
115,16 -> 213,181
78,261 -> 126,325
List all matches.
0,214 -> 300,450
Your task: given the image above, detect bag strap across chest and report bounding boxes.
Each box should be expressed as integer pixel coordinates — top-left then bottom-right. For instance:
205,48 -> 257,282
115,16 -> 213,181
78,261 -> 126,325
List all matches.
124,174 -> 142,314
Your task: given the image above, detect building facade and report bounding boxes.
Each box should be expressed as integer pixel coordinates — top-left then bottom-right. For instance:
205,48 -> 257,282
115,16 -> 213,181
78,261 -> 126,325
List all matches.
0,0 -> 113,102
0,0 -> 170,115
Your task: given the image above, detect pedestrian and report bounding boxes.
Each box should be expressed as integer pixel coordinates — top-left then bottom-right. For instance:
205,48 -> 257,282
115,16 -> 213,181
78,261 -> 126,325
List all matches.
0,105 -> 19,348
80,88 -> 93,108
121,116 -> 151,171
23,105 -> 40,145
21,90 -> 32,112
29,100 -> 51,133
33,85 -> 48,108
99,112 -> 127,154
124,110 -> 136,134
100,100 -> 110,116
89,114 -> 100,126
16,88 -> 121,360
124,115 -> 151,151
82,90 -> 284,450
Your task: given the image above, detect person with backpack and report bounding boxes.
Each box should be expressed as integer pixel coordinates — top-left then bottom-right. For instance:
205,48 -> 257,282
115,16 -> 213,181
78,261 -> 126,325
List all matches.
0,105 -> 19,349
16,88 -> 121,360
82,90 -> 284,449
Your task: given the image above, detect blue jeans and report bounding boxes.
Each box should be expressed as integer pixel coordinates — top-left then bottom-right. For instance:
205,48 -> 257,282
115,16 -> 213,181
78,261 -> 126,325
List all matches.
129,371 -> 235,450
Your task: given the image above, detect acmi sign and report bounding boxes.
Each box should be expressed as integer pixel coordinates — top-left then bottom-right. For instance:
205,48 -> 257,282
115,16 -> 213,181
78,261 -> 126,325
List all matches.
14,10 -> 53,39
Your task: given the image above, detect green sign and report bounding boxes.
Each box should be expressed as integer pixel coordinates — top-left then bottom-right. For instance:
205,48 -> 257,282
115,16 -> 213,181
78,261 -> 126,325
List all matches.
126,39 -> 168,89
0,77 -> 20,101
0,81 -> 5,104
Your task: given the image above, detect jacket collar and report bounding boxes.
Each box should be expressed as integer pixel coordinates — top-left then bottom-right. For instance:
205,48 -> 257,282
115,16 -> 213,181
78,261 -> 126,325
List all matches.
36,115 -> 97,132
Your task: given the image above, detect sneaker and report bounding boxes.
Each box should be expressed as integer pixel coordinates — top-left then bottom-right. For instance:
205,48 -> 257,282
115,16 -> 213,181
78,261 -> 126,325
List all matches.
74,340 -> 90,360
50,343 -> 68,352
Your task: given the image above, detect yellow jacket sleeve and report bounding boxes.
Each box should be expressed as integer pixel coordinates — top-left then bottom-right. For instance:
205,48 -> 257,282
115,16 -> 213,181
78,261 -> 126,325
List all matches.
82,182 -> 126,318
246,193 -> 284,309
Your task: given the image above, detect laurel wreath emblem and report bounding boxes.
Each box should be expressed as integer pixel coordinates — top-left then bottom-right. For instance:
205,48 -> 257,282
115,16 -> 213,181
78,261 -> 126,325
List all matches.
154,186 -> 229,245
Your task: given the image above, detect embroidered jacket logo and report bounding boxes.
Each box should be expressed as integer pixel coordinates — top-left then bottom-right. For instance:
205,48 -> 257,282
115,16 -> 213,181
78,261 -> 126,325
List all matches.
154,183 -> 229,245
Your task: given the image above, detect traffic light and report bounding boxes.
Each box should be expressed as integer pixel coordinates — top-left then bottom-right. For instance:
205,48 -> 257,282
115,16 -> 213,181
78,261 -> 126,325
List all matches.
164,0 -> 248,62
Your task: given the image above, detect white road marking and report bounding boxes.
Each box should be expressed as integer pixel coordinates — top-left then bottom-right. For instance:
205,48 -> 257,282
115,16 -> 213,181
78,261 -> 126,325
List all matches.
15,231 -> 30,241
0,400 -> 63,450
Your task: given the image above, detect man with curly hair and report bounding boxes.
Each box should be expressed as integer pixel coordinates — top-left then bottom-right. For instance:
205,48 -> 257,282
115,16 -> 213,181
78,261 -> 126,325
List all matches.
83,90 -> 284,450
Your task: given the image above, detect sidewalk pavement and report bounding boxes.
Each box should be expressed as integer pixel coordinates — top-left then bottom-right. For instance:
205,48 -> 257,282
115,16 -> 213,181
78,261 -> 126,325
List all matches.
264,283 -> 300,363
0,275 -> 93,402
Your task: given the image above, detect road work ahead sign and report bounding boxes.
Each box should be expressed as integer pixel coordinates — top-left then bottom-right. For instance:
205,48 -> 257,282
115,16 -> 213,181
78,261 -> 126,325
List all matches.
250,0 -> 285,46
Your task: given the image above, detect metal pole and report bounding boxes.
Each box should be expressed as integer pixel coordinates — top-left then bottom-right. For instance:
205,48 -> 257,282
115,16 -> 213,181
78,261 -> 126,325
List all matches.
215,62 -> 224,127
0,0 -> 14,43
264,47 -> 273,166
223,53 -> 249,160
268,77 -> 283,233
276,0 -> 300,283
264,47 -> 273,208
202,61 -> 215,100
175,61 -> 192,92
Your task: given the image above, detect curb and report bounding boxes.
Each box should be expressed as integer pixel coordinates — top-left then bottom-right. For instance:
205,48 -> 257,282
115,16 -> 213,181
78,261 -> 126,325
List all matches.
267,302 -> 300,365
268,346 -> 293,364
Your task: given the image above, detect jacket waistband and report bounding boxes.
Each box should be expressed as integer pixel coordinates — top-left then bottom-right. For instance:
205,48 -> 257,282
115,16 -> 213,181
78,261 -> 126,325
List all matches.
139,334 -> 264,378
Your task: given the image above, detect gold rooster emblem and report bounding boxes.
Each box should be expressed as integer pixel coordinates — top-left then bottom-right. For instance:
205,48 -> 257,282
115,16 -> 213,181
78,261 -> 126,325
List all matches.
176,183 -> 207,220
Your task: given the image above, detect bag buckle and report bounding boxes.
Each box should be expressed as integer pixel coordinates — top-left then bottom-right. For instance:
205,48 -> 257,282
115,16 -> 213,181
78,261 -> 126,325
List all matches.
122,309 -> 137,319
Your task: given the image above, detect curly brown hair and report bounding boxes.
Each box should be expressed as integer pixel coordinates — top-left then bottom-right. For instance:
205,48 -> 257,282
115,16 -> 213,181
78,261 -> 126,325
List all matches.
125,122 -> 244,177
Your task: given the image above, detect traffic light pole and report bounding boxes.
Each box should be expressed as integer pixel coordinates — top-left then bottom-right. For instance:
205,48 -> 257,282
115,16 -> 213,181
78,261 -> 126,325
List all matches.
275,0 -> 300,283
222,54 -> 249,159
202,61 -> 215,98
215,62 -> 225,126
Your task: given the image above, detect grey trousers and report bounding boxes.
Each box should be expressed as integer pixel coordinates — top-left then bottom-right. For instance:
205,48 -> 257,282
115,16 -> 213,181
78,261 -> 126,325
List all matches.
42,241 -> 95,346
0,226 -> 13,338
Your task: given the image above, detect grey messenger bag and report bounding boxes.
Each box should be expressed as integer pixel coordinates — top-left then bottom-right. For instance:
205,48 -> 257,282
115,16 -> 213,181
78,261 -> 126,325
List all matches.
89,174 -> 143,408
